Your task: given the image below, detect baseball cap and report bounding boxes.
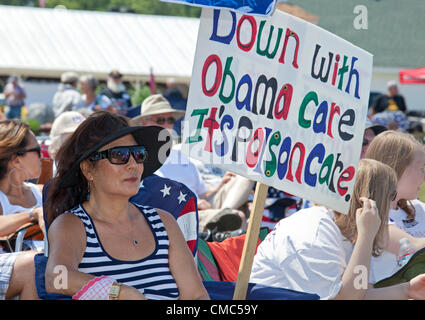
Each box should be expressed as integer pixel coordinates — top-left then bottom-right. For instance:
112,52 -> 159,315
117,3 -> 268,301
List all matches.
50,111 -> 86,138
109,69 -> 123,78
61,72 -> 79,84
49,112 -> 86,158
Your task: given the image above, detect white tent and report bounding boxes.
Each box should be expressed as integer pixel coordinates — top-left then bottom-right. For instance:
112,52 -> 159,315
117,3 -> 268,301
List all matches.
0,5 -> 200,83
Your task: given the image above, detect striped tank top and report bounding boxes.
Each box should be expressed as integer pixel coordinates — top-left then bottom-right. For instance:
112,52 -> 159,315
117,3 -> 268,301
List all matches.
70,202 -> 179,300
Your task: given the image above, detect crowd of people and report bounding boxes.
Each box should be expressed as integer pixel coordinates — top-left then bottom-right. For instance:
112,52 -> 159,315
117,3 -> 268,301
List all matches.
2,70 -> 425,300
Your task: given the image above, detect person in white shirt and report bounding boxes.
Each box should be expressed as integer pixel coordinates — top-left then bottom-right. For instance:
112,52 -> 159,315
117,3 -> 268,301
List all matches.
0,119 -> 45,239
250,159 -> 425,300
48,111 -> 86,177
0,119 -> 44,300
52,72 -> 81,118
75,74 -> 114,113
365,130 -> 425,237
364,130 -> 425,282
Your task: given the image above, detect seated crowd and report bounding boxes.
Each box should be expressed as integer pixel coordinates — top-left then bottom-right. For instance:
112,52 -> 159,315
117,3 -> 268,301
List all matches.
2,73 -> 425,300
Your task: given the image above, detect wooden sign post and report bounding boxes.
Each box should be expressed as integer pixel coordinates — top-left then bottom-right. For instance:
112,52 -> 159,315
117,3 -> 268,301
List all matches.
233,182 -> 269,300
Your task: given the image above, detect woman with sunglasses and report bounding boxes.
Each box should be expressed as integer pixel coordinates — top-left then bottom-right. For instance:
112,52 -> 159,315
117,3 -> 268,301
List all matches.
0,119 -> 43,300
0,119 -> 45,240
44,111 -> 209,300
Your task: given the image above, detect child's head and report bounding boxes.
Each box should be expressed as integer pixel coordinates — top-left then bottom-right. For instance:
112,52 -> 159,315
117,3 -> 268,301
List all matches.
335,158 -> 397,257
365,130 -> 425,218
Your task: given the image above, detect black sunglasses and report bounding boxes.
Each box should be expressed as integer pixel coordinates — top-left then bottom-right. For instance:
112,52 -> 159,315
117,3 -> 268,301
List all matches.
16,146 -> 41,158
154,117 -> 176,125
89,145 -> 148,165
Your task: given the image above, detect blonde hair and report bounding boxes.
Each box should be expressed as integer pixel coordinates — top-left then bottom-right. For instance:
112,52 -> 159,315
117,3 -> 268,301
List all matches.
334,159 -> 397,257
364,130 -> 422,220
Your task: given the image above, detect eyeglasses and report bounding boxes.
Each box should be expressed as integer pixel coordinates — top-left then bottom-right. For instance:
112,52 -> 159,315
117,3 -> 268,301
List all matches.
153,117 -> 176,125
16,146 -> 41,158
89,145 -> 148,165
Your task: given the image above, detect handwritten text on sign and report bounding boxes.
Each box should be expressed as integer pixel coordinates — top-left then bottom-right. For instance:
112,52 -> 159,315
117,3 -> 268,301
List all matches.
182,8 -> 373,213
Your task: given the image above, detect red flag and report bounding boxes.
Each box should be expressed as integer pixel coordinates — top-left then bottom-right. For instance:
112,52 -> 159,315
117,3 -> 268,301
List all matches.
149,67 -> 156,94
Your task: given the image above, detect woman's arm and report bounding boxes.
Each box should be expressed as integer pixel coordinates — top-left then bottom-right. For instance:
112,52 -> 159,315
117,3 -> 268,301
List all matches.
333,231 -> 375,300
157,209 -> 210,300
364,274 -> 425,300
0,206 -> 45,237
45,213 -> 145,300
0,211 -> 36,237
388,224 -> 425,254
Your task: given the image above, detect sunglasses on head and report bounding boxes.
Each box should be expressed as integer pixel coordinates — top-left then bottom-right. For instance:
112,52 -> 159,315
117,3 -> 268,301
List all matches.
153,117 -> 176,125
16,146 -> 41,158
89,145 -> 148,165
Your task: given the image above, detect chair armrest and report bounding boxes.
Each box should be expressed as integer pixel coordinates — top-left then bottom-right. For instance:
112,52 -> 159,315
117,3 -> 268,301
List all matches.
0,222 -> 39,252
0,222 -> 37,241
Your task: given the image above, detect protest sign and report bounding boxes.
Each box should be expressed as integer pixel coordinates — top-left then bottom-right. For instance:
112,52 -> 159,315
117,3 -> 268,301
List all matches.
182,8 -> 373,214
161,0 -> 277,16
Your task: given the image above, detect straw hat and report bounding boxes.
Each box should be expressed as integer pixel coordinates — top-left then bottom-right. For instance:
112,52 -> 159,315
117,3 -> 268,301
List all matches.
132,94 -> 185,123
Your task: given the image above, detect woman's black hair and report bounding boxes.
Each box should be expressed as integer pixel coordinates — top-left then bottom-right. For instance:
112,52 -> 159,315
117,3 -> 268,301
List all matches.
46,111 -> 130,225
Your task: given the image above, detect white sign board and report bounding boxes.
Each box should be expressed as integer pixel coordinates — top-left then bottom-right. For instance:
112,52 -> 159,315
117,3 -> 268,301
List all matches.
182,8 -> 373,214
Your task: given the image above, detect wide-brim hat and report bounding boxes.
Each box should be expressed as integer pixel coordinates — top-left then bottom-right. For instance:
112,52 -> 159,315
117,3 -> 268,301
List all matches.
132,94 -> 185,122
58,125 -> 171,189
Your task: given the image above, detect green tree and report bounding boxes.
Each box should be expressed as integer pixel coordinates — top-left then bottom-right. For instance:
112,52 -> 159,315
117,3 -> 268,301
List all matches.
1,0 -> 203,17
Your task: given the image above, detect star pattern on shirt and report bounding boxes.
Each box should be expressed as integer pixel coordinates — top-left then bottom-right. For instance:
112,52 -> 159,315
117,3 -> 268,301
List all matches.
160,184 -> 171,198
177,191 -> 187,204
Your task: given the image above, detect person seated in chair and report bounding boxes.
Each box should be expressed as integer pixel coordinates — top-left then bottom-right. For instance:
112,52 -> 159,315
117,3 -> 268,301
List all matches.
44,111 -> 209,300
0,120 -> 45,242
251,159 -> 425,300
0,250 -> 39,300
130,94 -> 247,234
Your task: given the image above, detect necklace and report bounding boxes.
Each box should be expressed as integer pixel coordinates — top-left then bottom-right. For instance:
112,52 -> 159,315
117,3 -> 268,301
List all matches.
86,204 -> 141,246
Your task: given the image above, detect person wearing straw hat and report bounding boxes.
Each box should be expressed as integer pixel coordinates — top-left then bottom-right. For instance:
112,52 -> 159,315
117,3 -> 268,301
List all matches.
130,95 -> 248,233
44,111 -> 209,300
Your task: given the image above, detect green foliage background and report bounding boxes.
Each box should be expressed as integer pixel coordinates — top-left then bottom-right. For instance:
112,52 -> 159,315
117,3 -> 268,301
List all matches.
0,0 -> 201,17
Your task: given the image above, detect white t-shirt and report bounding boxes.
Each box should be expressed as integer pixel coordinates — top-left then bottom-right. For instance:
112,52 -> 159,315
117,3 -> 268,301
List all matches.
389,199 -> 425,238
0,182 -> 42,215
74,94 -> 112,111
369,251 -> 401,284
155,145 -> 208,199
367,200 -> 425,284
250,206 -> 352,299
